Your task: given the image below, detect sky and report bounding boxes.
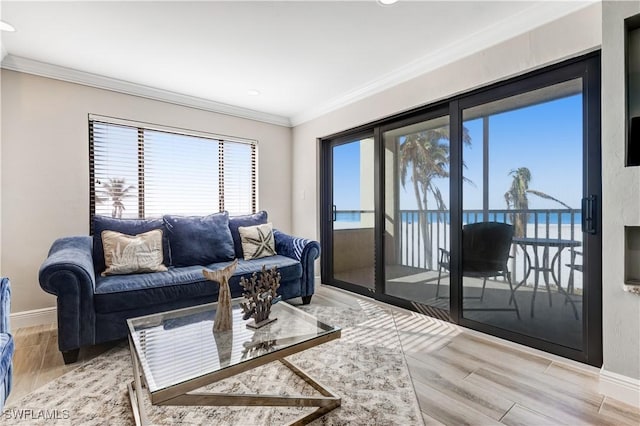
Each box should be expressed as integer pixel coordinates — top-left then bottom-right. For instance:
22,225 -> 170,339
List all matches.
332,93 -> 583,213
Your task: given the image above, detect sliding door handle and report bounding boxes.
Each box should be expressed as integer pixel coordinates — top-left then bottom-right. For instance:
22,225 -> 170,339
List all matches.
581,195 -> 597,235
332,205 -> 337,222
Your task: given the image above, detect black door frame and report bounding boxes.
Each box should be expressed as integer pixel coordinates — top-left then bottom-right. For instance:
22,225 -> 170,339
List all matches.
320,129 -> 377,299
319,51 -> 602,366
451,54 -> 602,366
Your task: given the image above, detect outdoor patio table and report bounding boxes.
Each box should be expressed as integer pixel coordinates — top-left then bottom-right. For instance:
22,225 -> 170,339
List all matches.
511,237 -> 581,319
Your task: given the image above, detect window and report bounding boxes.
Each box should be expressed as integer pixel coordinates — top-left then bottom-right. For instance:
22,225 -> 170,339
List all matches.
89,116 -> 257,223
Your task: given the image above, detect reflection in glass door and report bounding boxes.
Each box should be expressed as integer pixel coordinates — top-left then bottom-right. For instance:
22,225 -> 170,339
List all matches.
460,78 -> 588,350
383,116 -> 451,312
330,137 -> 376,290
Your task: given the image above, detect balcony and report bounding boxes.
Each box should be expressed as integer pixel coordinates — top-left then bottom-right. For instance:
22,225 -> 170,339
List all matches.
333,208 -> 584,347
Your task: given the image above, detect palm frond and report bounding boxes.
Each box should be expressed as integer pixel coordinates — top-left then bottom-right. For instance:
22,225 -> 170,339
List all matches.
526,190 -> 571,209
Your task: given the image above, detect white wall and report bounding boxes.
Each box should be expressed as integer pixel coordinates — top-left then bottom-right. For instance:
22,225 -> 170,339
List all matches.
0,65 -> 3,275
1,70 -> 292,314
292,3 -> 602,241
601,0 -> 640,381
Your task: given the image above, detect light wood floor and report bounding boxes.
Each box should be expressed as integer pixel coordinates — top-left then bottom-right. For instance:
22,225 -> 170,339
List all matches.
7,285 -> 640,425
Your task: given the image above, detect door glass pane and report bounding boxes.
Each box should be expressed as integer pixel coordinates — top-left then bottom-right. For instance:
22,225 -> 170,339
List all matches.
332,138 -> 375,289
461,79 -> 584,349
383,116 -> 450,312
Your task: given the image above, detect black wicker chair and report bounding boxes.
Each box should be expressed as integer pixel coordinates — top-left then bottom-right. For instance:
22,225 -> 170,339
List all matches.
436,222 -> 520,319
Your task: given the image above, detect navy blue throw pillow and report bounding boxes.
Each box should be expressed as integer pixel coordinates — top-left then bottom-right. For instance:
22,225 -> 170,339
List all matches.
93,216 -> 171,274
228,211 -> 268,258
163,212 -> 235,266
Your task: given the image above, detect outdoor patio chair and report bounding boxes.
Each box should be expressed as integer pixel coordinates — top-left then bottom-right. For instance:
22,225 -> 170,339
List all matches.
436,222 -> 520,319
565,250 -> 583,309
566,250 -> 583,295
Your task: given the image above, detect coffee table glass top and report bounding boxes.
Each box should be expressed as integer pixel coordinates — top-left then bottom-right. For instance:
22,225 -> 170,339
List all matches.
127,300 -> 339,394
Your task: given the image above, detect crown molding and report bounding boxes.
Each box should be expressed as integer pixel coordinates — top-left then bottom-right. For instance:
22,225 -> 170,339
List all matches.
1,1 -> 596,129
290,1 -> 597,127
0,55 -> 292,128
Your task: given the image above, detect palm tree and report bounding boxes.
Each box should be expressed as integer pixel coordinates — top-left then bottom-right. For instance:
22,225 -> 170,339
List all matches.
399,127 -> 471,269
504,167 -> 571,237
96,178 -> 136,219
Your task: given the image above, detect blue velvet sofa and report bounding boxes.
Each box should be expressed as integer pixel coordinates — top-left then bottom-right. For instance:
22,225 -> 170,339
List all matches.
0,277 -> 14,410
39,211 -> 320,364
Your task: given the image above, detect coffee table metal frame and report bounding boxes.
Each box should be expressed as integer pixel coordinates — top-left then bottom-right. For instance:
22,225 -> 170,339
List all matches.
126,301 -> 341,426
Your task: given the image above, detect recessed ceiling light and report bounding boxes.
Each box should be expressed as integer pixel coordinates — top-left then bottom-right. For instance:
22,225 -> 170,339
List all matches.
247,89 -> 261,96
378,0 -> 399,5
0,20 -> 16,32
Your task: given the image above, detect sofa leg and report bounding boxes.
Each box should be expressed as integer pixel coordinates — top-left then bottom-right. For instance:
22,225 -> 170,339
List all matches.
62,349 -> 80,364
301,295 -> 312,305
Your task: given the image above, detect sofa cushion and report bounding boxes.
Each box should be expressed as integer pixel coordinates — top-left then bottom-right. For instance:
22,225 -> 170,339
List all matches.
163,212 -> 235,267
93,216 -> 171,273
93,255 -> 302,313
102,229 -> 168,276
228,211 -> 268,258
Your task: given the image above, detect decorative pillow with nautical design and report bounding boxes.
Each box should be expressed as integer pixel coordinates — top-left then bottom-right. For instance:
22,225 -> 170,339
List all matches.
101,229 -> 168,276
238,222 -> 276,260
228,210 -> 268,259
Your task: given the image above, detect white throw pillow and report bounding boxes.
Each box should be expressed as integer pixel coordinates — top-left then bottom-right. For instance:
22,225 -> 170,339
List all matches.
101,229 -> 168,276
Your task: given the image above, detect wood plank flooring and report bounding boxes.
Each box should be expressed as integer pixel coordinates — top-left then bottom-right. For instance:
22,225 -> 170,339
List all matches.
7,285 -> 640,425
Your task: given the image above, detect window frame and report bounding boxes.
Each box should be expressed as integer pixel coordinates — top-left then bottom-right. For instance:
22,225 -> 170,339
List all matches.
88,114 -> 258,230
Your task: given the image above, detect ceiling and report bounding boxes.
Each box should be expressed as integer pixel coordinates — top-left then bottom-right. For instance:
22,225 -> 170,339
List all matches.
0,1 -> 593,126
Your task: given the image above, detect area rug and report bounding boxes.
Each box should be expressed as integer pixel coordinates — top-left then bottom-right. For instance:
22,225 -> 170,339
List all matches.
4,299 -> 423,425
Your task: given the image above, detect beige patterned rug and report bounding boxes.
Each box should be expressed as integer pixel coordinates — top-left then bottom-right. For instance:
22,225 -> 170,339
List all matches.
5,300 -> 422,425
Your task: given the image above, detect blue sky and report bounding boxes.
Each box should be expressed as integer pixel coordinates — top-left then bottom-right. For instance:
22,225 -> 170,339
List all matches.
333,93 -> 583,212
333,141 -> 364,211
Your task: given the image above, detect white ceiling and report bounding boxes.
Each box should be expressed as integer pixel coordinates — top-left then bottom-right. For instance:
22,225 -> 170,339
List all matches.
0,1 -> 593,126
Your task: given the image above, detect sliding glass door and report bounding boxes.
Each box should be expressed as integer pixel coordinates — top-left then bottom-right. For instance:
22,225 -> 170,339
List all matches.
459,77 -> 591,351
320,53 -> 601,365
323,134 -> 377,294
382,113 -> 451,316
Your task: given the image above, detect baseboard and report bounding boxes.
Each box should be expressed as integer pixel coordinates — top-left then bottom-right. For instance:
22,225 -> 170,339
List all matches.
10,307 -> 57,330
599,368 -> 640,408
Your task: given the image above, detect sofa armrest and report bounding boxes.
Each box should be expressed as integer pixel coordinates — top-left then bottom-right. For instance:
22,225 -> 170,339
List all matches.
274,230 -> 321,298
0,278 -> 10,334
39,236 -> 96,295
38,236 -> 97,351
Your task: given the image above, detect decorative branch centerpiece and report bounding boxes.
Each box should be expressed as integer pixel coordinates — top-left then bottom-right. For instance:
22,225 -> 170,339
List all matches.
239,266 -> 281,329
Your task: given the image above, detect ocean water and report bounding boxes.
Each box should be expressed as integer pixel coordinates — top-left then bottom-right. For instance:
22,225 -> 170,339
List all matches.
335,211 -> 362,222
336,211 -> 582,225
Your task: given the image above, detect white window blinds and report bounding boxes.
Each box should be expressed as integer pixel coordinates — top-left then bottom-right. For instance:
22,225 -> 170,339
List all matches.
89,117 -> 257,223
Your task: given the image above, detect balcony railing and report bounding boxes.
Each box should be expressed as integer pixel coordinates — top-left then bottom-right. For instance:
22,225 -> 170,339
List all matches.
334,208 -> 583,290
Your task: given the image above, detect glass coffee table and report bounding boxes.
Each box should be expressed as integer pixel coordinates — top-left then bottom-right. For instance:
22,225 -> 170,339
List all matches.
126,299 -> 341,425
